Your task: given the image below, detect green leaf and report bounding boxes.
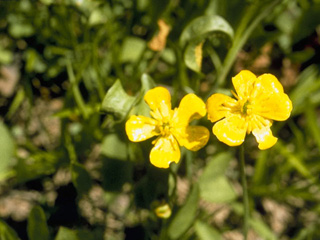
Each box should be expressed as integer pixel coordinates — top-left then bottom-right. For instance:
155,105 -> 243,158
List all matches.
0,219 -> 19,240
180,15 -> 234,47
27,206 -> 49,240
180,15 -> 233,72
101,133 -> 128,160
168,184 -> 200,239
55,227 -> 79,240
101,79 -> 136,120
130,73 -> 156,116
195,220 -> 222,240
184,41 -> 204,73
249,218 -> 277,240
0,122 -> 15,177
199,153 -> 236,203
119,37 -> 146,63
71,162 -> 93,197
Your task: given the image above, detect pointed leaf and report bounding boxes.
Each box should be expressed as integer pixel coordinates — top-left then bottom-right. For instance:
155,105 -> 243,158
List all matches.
195,220 -> 222,240
0,122 -> 15,176
71,162 -> 93,197
0,219 -> 19,240
168,184 -> 200,239
101,79 -> 136,120
27,206 -> 49,240
180,15 -> 233,47
55,227 -> 79,240
180,15 -> 233,72
199,153 -> 236,203
101,133 -> 128,160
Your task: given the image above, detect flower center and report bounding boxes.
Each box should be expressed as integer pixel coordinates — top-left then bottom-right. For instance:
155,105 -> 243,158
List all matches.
240,99 -> 252,115
159,121 -> 172,136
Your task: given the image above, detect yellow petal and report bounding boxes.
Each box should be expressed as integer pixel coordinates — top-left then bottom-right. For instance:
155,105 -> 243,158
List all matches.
232,70 -> 257,99
174,93 -> 207,126
251,74 -> 292,121
174,126 -> 210,151
206,93 -> 237,122
125,115 -> 158,142
212,115 -> 246,146
252,126 -> 278,150
144,87 -> 172,118
150,136 -> 180,168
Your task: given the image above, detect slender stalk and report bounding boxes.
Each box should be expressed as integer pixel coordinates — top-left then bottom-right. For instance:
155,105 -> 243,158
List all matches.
216,0 -> 281,87
239,144 -> 250,240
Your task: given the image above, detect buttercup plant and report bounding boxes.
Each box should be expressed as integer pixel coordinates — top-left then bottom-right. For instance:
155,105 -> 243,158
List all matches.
125,87 -> 209,168
206,70 -> 292,149
206,70 -> 292,239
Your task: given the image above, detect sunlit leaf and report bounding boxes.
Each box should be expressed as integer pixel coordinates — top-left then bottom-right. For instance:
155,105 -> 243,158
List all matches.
180,15 -> 233,72
120,37 -> 146,63
130,73 -> 156,116
195,220 -> 222,240
0,122 -> 15,177
0,219 -> 19,240
184,41 -> 204,72
55,227 -> 78,240
249,218 -> 277,240
101,79 -> 136,120
27,206 -> 49,240
199,152 -> 236,203
101,133 -> 128,160
168,184 -> 200,239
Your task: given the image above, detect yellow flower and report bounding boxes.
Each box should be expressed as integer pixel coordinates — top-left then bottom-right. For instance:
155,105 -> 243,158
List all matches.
206,70 -> 292,150
126,87 -> 209,168
154,203 -> 172,219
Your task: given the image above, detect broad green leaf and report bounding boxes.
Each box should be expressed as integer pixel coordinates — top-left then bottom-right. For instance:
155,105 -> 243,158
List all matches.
0,122 -> 15,177
168,184 -> 200,239
184,41 -> 204,73
55,227 -> 78,240
0,47 -> 13,64
71,162 -> 93,197
199,153 -> 236,203
130,73 -> 156,116
180,15 -> 234,46
27,206 -> 49,240
180,15 -> 233,72
249,218 -> 277,240
101,79 -> 136,120
119,37 -> 146,63
195,220 -> 222,240
101,133 -> 128,160
0,219 -> 19,240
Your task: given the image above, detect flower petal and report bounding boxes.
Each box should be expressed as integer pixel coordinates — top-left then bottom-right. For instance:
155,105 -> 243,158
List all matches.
144,87 -> 172,118
174,126 -> 210,151
252,126 -> 278,150
125,115 -> 158,142
232,70 -> 257,99
150,135 -> 180,168
251,74 -> 292,121
174,93 -> 207,126
212,115 -> 246,146
206,93 -> 238,122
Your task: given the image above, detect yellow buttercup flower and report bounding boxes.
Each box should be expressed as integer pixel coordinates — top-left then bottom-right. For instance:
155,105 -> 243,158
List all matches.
154,203 -> 172,219
126,87 -> 209,168
206,70 -> 292,150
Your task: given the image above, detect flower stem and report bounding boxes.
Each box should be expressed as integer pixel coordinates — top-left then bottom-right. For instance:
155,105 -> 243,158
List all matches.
239,144 -> 250,240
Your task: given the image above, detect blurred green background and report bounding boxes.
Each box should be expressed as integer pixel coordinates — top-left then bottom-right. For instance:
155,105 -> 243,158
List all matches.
1,0 -> 320,239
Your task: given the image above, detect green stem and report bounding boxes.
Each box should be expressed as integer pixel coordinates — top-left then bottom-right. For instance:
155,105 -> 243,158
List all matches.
239,144 -> 250,240
216,0 -> 281,87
